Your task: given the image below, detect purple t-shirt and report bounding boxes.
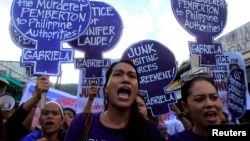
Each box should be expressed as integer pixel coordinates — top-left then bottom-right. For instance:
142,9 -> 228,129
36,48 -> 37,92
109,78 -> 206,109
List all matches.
168,129 -> 207,141
64,112 -> 163,141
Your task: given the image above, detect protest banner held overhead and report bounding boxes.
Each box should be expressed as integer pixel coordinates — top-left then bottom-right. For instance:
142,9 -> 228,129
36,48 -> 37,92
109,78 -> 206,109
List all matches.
171,0 -> 227,66
11,0 -> 92,76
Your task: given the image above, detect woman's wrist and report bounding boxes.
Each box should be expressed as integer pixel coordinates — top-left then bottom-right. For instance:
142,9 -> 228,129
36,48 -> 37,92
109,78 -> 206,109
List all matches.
178,111 -> 187,119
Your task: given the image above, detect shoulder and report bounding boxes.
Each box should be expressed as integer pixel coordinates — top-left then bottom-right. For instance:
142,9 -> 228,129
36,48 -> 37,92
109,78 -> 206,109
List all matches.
147,121 -> 165,141
71,112 -> 101,127
19,130 -> 42,141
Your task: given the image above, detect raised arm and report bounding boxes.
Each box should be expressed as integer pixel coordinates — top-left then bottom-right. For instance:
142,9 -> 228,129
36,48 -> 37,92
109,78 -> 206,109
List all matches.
83,82 -> 98,112
170,103 -> 192,130
6,76 -> 50,141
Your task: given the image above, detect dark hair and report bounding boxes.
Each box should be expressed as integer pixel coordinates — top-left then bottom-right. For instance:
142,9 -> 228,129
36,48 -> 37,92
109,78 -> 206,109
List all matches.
125,100 -> 153,141
63,107 -> 76,117
221,111 -> 229,124
181,76 -> 217,103
137,92 -> 146,102
104,59 -> 140,110
104,59 -> 140,88
239,110 -> 250,124
103,60 -> 153,141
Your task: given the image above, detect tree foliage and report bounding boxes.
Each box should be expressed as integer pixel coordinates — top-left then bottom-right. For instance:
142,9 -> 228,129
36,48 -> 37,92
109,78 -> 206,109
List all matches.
56,83 -> 78,96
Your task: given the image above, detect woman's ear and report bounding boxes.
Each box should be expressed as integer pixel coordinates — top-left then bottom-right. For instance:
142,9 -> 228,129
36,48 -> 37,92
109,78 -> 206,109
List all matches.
103,86 -> 107,95
180,101 -> 189,113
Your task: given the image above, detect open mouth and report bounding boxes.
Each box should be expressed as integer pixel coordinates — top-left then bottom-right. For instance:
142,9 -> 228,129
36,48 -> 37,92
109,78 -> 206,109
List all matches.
118,87 -> 131,99
45,121 -> 54,126
204,111 -> 218,122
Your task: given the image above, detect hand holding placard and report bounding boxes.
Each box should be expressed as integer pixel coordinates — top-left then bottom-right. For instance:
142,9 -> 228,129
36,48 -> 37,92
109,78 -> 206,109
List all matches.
35,76 -> 50,109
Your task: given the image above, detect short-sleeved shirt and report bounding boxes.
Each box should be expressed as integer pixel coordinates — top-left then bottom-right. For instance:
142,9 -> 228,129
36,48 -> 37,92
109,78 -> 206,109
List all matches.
19,130 -> 42,141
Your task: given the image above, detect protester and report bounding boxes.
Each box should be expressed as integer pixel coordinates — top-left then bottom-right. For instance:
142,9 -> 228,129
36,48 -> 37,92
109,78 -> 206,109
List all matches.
6,76 -> 53,141
82,81 -> 98,112
168,73 -> 223,141
63,107 -> 76,127
64,60 -> 164,141
136,93 -> 169,140
136,93 -> 148,120
59,107 -> 76,140
220,111 -> 229,124
19,101 -> 64,141
169,103 -> 192,130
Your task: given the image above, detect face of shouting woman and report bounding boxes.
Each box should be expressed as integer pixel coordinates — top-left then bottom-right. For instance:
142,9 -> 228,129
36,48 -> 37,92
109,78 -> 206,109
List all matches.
39,102 -> 64,135
104,62 -> 139,110
184,80 -> 223,129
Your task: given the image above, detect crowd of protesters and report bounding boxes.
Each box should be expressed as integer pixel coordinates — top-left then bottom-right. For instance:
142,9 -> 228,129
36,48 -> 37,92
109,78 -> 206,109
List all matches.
0,60 -> 249,141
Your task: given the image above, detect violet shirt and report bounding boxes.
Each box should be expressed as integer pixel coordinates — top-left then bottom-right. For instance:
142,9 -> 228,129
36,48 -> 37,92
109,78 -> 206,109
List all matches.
64,112 -> 164,141
168,129 -> 207,141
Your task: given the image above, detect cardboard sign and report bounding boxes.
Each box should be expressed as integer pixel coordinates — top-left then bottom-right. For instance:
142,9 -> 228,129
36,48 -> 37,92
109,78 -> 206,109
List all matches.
68,1 -> 123,57
171,0 -> 227,65
217,21 -> 250,53
227,69 -> 246,123
9,21 -> 36,49
209,52 -> 249,122
76,59 -> 119,113
76,73 -> 105,113
122,40 -> 178,116
69,1 -> 123,78
11,0 -> 92,76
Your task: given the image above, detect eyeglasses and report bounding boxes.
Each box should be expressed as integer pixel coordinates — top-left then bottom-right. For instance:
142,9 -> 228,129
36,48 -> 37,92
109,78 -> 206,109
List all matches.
181,72 -> 213,86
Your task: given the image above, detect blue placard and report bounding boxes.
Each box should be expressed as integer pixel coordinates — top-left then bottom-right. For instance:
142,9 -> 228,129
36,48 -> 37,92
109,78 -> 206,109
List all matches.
74,58 -> 111,69
11,0 -> 92,76
171,0 -> 227,66
227,68 -> 246,123
68,1 -> 123,58
69,1 -> 123,78
122,40 -> 178,116
74,58 -> 111,78
9,21 -> 36,49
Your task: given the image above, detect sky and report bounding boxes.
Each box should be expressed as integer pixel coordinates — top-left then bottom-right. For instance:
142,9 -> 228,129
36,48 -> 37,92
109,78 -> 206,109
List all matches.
0,0 -> 250,84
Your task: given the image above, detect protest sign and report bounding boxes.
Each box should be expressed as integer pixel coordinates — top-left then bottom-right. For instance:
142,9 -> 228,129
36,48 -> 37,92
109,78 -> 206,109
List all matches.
122,40 -> 178,116
227,69 -> 246,123
171,0 -> 227,65
69,1 -> 123,78
11,0 -> 91,76
209,52 -> 249,122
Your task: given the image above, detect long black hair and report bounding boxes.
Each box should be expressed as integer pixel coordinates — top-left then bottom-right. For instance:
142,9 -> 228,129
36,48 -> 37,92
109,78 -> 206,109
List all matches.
103,59 -> 153,141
